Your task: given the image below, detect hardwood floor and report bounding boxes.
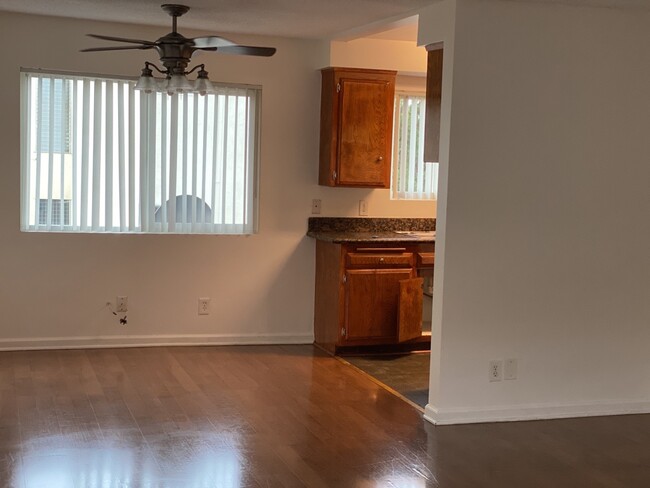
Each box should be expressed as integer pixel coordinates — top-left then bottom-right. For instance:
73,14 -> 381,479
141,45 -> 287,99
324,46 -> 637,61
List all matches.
0,345 -> 649,487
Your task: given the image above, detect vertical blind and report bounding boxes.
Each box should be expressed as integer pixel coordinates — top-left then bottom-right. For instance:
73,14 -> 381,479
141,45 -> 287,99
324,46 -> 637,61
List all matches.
392,94 -> 438,200
20,70 -> 260,234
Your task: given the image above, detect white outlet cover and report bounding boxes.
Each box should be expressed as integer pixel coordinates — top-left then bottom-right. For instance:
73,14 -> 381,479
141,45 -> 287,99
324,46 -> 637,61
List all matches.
489,360 -> 503,382
504,358 -> 518,380
198,298 -> 211,315
359,200 -> 368,216
311,199 -> 321,215
116,296 -> 128,313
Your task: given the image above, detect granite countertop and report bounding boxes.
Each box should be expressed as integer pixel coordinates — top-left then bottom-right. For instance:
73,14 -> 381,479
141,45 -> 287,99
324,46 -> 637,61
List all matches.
307,217 -> 436,244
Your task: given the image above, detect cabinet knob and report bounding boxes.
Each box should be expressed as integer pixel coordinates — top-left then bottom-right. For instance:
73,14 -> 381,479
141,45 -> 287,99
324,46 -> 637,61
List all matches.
379,257 -> 385,262
377,156 -> 384,162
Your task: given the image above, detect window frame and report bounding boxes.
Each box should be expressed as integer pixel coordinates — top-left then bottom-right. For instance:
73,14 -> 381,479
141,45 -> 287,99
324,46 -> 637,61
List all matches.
391,89 -> 438,201
20,67 -> 262,235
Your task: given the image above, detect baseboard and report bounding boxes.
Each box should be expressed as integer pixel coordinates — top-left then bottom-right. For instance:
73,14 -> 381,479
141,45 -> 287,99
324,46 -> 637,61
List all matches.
424,399 -> 650,425
0,333 -> 314,351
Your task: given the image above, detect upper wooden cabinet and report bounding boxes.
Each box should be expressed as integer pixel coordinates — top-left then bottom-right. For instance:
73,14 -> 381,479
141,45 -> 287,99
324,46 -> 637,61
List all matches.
424,45 -> 443,163
319,68 -> 397,188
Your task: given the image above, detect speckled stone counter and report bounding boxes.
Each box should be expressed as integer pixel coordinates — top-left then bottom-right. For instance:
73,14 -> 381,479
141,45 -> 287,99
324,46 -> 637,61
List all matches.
307,217 -> 436,244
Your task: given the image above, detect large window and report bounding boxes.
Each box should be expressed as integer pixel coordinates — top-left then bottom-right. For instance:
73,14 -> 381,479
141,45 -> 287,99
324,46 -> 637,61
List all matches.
20,70 -> 260,234
391,93 -> 438,200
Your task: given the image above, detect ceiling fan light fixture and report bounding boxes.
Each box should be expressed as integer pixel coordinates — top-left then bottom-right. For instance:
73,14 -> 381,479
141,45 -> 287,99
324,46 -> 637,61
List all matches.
195,67 -> 214,96
165,73 -> 194,95
134,62 -> 214,96
134,63 -> 158,93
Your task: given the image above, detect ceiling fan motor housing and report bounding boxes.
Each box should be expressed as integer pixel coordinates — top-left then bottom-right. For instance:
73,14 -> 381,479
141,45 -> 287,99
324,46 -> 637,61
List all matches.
155,32 -> 196,75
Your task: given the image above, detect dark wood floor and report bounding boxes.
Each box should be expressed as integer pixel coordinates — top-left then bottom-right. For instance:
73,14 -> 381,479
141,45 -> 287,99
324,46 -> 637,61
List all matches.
1,345 -> 649,487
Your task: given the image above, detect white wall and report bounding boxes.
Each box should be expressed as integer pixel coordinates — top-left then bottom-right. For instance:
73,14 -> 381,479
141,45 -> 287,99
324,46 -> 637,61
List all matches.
0,11 -> 430,349
423,0 -> 650,424
0,12 -> 319,348
417,0 -> 457,415
330,38 -> 426,74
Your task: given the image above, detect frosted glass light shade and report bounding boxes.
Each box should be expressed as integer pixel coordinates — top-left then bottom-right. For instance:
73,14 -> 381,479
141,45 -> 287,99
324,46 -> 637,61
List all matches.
135,74 -> 158,93
166,74 -> 194,95
195,77 -> 214,96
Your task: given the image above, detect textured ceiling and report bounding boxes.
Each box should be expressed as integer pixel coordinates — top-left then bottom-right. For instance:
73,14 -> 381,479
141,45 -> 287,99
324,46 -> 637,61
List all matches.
0,0 -> 436,39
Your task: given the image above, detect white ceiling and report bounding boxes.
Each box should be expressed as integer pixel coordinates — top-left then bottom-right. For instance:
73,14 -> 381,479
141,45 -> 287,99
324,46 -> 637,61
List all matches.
365,22 -> 419,41
0,0 -> 435,40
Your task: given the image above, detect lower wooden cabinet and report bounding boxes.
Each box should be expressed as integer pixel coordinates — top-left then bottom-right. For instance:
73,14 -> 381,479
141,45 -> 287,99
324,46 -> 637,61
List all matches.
314,241 -> 434,353
345,268 -> 414,341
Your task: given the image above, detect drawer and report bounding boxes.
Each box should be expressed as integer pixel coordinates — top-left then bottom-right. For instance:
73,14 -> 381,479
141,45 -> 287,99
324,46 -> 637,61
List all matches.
417,252 -> 435,267
346,252 -> 413,268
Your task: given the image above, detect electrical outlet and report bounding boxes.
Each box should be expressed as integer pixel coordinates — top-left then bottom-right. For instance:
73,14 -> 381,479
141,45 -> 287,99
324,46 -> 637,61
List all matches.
198,297 -> 210,315
359,200 -> 368,216
489,360 -> 503,382
311,199 -> 322,215
504,358 -> 518,380
116,296 -> 128,313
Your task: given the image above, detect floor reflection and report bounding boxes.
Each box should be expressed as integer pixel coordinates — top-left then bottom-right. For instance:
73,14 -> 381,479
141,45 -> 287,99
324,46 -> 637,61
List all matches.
18,432 -> 244,488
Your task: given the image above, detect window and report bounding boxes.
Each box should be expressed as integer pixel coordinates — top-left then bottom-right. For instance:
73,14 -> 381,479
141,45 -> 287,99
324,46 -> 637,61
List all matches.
391,93 -> 439,200
21,70 -> 260,234
38,78 -> 71,153
38,199 -> 71,226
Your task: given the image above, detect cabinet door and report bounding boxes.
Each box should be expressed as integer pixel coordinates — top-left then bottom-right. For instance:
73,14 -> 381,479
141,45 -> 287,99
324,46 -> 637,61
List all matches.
337,78 -> 392,187
397,278 -> 424,342
344,268 -> 413,342
424,46 -> 443,163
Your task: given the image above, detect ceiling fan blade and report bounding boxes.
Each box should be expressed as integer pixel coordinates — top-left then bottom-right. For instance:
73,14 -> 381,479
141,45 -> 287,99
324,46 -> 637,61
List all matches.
87,34 -> 156,45
191,36 -> 235,49
210,45 -> 277,57
80,45 -> 154,52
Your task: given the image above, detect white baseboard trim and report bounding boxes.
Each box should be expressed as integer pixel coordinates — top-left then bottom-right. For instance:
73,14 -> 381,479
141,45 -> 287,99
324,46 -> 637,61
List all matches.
424,399 -> 650,425
0,333 -> 314,351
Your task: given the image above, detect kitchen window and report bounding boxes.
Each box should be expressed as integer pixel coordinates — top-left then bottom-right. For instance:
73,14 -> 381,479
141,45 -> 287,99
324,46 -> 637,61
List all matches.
391,93 -> 438,200
20,69 -> 260,234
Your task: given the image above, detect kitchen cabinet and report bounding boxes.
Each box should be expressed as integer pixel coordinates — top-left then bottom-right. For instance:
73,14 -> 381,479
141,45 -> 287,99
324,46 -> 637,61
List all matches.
424,45 -> 443,163
314,241 -> 432,354
319,67 -> 396,188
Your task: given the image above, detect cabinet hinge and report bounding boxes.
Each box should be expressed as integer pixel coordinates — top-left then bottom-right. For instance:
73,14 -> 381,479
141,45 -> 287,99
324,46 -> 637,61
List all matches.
336,83 -> 341,93
332,170 -> 337,181
341,327 -> 346,336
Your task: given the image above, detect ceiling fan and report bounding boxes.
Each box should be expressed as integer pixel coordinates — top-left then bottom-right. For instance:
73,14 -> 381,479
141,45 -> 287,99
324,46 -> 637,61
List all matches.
81,4 -> 276,95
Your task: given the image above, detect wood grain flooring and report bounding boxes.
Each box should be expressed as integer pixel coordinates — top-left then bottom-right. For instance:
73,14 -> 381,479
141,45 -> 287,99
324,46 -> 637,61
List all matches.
0,345 -> 649,487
